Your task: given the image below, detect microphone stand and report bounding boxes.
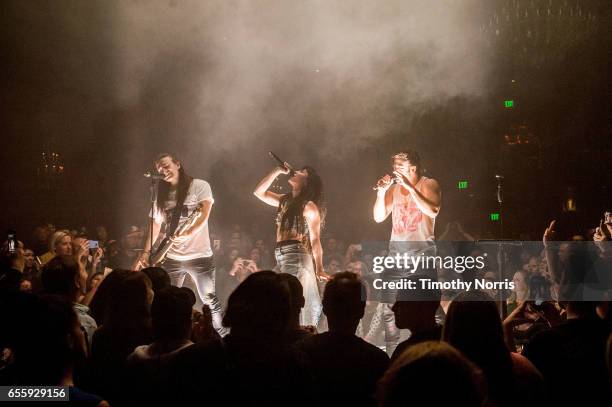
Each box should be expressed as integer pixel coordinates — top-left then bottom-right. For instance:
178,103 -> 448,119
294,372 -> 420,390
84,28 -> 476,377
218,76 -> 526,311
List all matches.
496,175 -> 503,240
149,177 -> 158,254
495,175 -> 507,319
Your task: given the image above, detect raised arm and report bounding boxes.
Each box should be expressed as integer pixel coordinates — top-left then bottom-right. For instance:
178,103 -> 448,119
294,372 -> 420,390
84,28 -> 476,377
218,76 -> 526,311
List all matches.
373,175 -> 394,223
253,166 -> 287,207
543,220 -> 562,284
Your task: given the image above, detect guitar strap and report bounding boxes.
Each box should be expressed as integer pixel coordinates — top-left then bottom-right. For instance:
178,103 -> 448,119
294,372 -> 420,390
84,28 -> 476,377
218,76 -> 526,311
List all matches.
165,180 -> 193,239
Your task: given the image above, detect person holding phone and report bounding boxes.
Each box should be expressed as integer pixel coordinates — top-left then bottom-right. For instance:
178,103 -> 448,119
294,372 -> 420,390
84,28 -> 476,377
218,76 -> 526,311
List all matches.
1,235 -> 25,291
593,211 -> 612,255
72,235 -> 104,277
254,162 -> 329,327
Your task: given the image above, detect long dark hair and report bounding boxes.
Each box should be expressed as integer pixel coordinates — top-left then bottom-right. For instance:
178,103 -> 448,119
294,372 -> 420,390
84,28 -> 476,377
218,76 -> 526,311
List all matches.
278,166 -> 326,236
442,290 -> 514,406
155,153 -> 193,220
89,269 -> 131,325
104,272 -> 153,355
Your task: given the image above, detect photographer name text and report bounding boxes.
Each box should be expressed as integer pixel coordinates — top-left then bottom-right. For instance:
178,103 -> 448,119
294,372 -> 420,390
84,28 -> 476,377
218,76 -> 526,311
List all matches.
372,278 -> 515,291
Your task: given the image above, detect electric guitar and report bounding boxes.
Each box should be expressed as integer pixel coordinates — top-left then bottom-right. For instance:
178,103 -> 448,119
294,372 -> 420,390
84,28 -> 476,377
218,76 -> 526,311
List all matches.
149,204 -> 203,266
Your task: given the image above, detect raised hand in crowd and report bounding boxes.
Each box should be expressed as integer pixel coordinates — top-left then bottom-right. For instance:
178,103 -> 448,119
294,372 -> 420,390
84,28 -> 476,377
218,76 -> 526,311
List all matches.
0,240 -> 25,291
228,257 -> 257,282
228,257 -> 243,277
244,259 -> 259,274
191,305 -> 221,345
503,301 -> 532,350
542,220 -> 556,248
74,239 -> 90,270
2,239 -> 25,273
133,251 -> 149,271
92,247 -> 104,270
593,218 -> 611,255
503,301 -> 563,351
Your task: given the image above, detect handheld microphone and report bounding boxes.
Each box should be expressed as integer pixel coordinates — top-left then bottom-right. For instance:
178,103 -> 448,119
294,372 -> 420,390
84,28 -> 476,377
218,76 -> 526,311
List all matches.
372,175 -> 398,191
144,172 -> 165,180
268,152 -> 295,175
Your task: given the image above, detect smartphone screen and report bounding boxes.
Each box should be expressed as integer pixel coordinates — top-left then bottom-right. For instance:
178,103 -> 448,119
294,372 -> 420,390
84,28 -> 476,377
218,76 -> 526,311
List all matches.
88,240 -> 99,249
7,230 -> 17,254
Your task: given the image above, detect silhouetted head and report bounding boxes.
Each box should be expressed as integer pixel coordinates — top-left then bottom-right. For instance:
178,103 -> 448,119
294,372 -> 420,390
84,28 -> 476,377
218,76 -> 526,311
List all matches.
151,286 -> 195,342
322,271 -> 366,331
378,341 -> 484,407
142,266 -> 171,294
2,293 -> 87,385
392,275 -> 441,331
41,255 -> 85,301
223,270 -> 290,339
442,290 -> 513,404
278,273 -> 305,322
89,269 -> 131,325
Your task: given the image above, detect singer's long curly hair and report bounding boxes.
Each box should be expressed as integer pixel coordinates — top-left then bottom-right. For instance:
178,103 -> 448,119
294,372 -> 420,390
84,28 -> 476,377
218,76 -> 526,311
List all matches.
155,153 -> 193,221
278,166 -> 326,238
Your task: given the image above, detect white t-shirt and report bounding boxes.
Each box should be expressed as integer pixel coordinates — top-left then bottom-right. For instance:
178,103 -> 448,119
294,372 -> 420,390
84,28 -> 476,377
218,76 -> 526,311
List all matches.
151,179 -> 214,260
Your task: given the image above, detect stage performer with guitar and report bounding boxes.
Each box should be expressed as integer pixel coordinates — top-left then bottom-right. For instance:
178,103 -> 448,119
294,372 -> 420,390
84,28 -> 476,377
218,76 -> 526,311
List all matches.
134,153 -> 224,334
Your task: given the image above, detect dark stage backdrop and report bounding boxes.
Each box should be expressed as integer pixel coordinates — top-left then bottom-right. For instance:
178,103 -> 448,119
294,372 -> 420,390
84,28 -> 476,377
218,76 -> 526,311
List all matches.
1,1 -> 610,245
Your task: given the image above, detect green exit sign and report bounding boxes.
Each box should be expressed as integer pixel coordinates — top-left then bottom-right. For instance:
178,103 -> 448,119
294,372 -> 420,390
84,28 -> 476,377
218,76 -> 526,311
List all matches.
504,100 -> 514,108
458,180 -> 468,189
490,213 -> 500,221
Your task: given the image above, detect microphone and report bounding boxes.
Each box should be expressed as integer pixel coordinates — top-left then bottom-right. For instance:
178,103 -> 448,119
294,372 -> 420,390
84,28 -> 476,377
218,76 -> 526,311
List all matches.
372,175 -> 398,191
144,172 -> 165,180
268,151 -> 295,175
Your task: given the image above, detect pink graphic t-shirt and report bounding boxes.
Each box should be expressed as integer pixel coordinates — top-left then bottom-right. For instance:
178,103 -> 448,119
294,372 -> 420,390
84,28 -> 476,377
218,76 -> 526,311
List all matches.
390,176 -> 435,253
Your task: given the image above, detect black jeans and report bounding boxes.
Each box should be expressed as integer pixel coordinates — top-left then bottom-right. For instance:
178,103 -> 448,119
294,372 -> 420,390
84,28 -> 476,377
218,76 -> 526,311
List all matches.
163,256 -> 226,335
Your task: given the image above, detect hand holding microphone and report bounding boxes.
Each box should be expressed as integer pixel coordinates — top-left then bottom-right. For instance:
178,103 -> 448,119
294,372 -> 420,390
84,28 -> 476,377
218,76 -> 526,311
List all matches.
277,164 -> 291,175
373,174 -> 395,191
269,151 -> 295,176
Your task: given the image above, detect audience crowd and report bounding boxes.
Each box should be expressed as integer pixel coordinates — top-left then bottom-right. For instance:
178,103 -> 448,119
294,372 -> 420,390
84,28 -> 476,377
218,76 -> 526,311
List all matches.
1,217 -> 611,406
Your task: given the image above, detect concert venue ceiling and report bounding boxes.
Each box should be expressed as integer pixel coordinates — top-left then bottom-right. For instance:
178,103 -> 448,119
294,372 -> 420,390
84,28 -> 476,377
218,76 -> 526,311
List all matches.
1,0 -> 610,239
